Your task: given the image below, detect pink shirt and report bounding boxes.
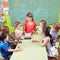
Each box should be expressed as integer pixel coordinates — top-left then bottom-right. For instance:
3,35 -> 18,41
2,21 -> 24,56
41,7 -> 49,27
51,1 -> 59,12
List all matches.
15,29 -> 23,39
24,20 -> 36,33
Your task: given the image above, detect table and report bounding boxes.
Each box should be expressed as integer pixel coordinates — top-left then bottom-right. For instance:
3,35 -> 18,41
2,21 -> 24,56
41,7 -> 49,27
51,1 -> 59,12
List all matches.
10,40 -> 48,60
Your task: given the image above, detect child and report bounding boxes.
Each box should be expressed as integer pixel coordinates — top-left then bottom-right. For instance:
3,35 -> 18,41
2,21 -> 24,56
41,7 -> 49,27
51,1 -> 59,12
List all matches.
23,12 -> 36,34
32,27 -> 58,58
50,22 -> 60,46
2,26 -> 16,49
14,21 -> 24,41
0,31 -> 20,60
41,27 -> 58,59
37,20 -> 47,34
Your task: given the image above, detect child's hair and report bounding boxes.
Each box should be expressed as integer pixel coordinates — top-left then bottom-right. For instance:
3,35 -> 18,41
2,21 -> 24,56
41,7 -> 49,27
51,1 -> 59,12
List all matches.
2,26 -> 14,40
43,26 -> 51,36
40,20 -> 47,27
2,26 -> 9,34
43,26 -> 53,46
52,22 -> 60,32
0,31 -> 7,41
57,35 -> 60,41
14,21 -> 20,28
26,12 -> 34,21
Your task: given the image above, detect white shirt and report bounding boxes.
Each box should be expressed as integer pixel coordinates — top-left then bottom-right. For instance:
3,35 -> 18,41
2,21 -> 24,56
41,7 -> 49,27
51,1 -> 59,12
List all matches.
46,37 -> 58,57
15,29 -> 23,39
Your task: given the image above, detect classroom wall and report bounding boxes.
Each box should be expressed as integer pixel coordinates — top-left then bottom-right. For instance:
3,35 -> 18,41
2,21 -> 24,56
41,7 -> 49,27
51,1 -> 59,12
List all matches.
8,0 -> 60,25
59,10 -> 60,23
2,0 -> 12,33
2,0 -> 60,33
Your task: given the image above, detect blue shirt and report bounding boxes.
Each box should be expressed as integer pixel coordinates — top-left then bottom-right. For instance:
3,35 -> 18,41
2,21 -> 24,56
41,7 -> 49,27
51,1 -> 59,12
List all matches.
0,41 -> 12,59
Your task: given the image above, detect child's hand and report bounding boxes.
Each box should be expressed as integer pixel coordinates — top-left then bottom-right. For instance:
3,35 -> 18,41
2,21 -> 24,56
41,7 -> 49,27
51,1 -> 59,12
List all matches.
15,40 -> 22,43
21,36 -> 24,40
19,41 -> 22,43
42,40 -> 44,43
32,30 -> 35,34
15,40 -> 18,43
39,40 -> 44,43
32,40 -> 37,43
15,48 -> 22,52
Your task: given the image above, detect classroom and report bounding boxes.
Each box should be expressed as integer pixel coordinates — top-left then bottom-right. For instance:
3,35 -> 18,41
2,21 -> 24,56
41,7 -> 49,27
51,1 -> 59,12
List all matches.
0,0 -> 60,60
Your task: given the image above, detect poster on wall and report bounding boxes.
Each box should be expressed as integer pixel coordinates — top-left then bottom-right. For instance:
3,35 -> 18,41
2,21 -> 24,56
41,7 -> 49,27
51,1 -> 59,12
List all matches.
0,0 -> 3,15
0,0 -> 5,23
3,0 -> 9,15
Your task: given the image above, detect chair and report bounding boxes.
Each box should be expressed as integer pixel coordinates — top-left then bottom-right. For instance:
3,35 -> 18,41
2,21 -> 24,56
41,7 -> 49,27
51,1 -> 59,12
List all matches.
3,58 -> 8,60
48,56 -> 57,60
57,55 -> 60,60
57,41 -> 60,60
57,48 -> 60,55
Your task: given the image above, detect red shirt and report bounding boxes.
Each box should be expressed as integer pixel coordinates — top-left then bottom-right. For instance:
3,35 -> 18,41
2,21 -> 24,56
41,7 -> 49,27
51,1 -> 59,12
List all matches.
24,20 -> 36,33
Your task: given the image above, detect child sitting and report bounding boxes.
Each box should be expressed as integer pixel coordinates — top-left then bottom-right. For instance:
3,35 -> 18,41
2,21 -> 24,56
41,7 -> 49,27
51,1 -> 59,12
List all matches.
14,21 -> 24,41
37,20 -> 47,34
32,27 -> 58,58
2,26 -> 16,49
0,31 -> 21,60
50,22 -> 60,46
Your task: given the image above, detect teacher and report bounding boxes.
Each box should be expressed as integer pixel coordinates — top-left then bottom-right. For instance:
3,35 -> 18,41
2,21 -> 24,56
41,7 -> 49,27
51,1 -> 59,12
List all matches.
23,12 -> 36,34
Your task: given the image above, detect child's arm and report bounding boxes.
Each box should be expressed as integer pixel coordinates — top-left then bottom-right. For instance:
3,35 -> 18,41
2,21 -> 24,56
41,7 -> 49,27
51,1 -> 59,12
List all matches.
2,45 -> 21,53
40,38 -> 49,47
40,40 -> 47,47
8,48 -> 21,52
32,40 -> 40,43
